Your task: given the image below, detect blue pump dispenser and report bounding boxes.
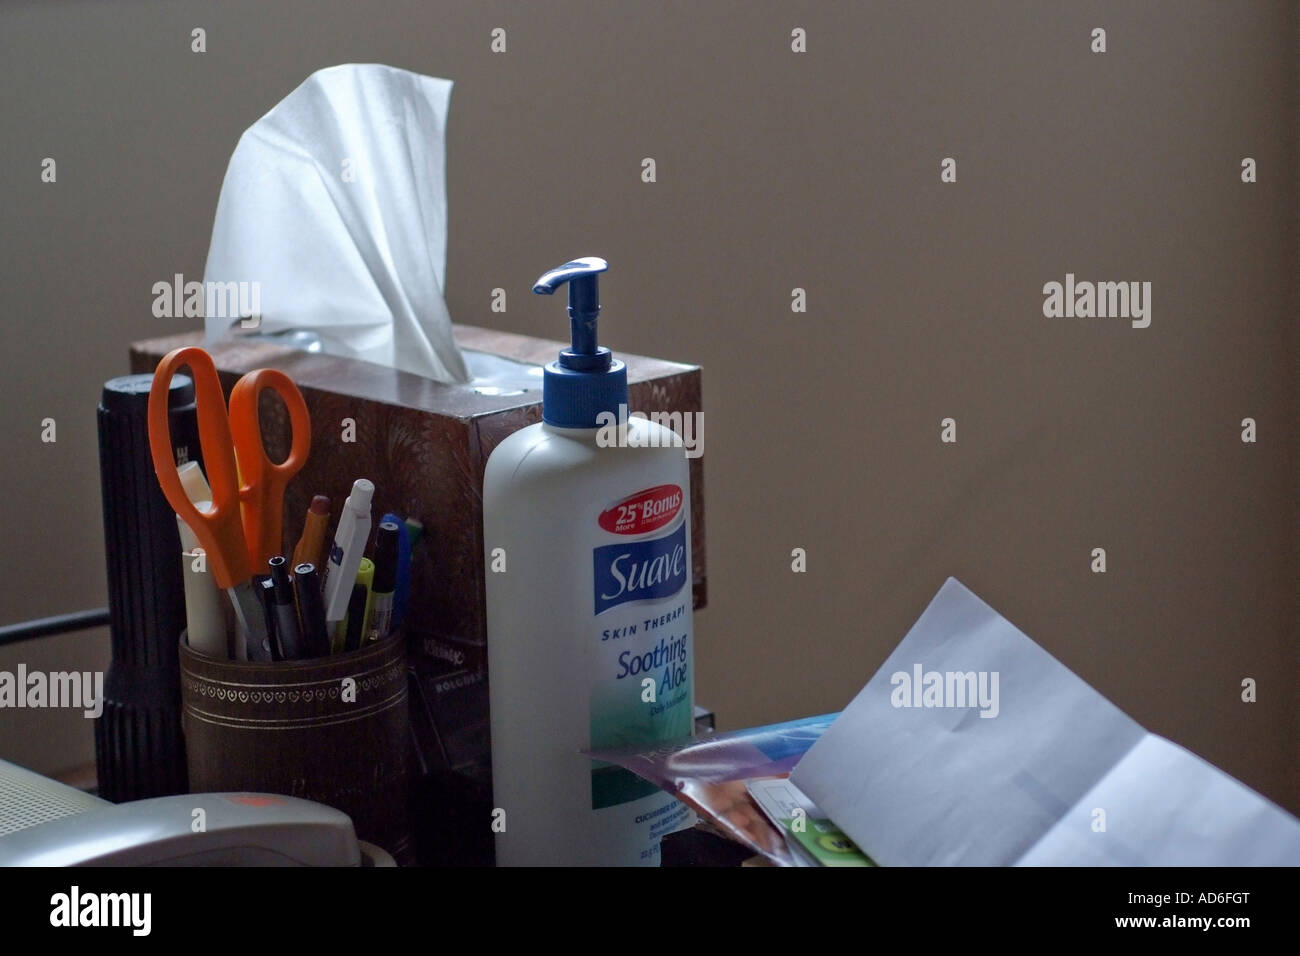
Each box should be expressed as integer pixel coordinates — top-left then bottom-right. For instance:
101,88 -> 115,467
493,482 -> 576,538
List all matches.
532,257 -> 628,428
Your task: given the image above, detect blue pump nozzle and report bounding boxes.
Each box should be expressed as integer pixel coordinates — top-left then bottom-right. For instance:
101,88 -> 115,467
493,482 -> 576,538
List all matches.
532,256 -> 627,428
532,256 -> 610,372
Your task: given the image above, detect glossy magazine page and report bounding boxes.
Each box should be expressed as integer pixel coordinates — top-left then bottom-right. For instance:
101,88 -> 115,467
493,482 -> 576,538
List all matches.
588,715 -> 837,866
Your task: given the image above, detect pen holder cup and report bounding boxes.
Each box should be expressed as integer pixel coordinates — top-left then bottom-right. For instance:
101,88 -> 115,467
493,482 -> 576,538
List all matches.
179,631 -> 412,863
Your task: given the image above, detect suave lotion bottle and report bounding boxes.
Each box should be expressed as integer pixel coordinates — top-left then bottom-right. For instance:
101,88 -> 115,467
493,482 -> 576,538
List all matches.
484,257 -> 695,866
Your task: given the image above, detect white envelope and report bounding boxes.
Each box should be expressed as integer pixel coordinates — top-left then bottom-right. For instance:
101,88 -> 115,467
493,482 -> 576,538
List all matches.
791,577 -> 1300,866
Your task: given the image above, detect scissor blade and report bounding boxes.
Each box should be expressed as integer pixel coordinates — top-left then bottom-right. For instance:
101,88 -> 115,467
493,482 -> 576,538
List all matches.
228,584 -> 273,662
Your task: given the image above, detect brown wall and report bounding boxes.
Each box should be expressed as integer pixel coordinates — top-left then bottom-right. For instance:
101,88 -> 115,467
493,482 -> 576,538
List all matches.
1,1 -> 1296,812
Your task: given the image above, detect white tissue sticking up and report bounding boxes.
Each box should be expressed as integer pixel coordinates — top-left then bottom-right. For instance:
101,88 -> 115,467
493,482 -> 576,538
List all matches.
203,63 -> 470,384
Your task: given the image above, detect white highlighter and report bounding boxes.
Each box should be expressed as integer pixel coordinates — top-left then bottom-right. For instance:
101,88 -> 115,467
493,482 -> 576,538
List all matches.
174,463 -> 233,658
322,479 -> 374,627
178,501 -> 234,659
177,460 -> 212,505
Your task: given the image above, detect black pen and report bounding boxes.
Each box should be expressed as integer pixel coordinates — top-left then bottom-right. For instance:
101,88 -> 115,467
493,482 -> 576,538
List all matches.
269,556 -> 304,660
294,563 -> 330,658
342,583 -> 367,653
366,521 -> 401,642
252,575 -> 277,662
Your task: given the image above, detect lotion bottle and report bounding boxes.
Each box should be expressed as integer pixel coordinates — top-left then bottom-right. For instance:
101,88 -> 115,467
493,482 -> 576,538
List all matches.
484,257 -> 695,866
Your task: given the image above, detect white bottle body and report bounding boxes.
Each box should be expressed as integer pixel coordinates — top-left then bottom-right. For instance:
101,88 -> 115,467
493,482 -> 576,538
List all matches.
484,418 -> 695,866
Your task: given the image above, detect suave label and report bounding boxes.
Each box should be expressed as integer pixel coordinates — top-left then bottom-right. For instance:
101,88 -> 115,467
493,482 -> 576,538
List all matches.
589,485 -> 694,811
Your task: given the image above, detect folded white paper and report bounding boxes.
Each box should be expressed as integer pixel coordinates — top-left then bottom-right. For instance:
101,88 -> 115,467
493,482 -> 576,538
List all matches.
203,64 -> 469,383
791,578 -> 1300,866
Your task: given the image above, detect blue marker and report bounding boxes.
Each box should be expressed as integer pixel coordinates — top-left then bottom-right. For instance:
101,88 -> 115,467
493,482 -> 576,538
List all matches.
381,512 -> 412,632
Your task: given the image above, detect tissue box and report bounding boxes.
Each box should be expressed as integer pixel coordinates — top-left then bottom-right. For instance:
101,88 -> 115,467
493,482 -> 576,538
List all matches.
129,327 -> 706,786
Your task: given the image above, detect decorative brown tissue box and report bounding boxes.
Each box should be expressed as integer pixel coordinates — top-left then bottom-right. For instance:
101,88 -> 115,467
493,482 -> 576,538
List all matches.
130,325 -> 706,821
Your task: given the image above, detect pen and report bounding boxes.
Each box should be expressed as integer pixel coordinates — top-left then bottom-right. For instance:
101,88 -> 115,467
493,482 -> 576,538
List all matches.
292,495 -> 331,569
366,521 -> 400,642
293,563 -> 330,659
382,512 -> 413,634
254,575 -> 277,663
268,555 -> 304,661
332,557 -> 373,654
342,581 -> 369,654
322,479 -> 374,629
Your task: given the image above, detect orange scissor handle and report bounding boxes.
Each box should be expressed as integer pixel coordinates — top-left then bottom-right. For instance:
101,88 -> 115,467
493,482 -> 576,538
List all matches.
227,368 -> 312,573
147,346 -> 251,591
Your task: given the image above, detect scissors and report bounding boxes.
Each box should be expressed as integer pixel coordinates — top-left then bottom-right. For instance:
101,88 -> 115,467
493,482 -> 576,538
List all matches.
147,346 -> 311,661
